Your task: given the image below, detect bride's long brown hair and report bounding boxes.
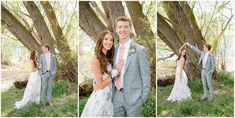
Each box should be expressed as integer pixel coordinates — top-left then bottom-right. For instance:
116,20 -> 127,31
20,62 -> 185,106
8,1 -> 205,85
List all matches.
177,49 -> 187,70
94,30 -> 115,73
30,50 -> 38,68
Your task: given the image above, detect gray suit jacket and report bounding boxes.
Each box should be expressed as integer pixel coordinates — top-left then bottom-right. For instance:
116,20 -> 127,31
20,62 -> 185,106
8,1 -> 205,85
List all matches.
39,53 -> 57,75
190,45 -> 215,74
112,41 -> 151,106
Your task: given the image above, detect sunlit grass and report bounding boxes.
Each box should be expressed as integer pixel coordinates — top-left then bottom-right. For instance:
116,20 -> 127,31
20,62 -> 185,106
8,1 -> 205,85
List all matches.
1,80 -> 78,117
157,71 -> 234,117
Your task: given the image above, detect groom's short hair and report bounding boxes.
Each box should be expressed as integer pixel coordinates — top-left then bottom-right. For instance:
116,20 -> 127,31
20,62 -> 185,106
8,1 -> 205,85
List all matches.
204,44 -> 211,51
43,44 -> 50,51
115,16 -> 132,28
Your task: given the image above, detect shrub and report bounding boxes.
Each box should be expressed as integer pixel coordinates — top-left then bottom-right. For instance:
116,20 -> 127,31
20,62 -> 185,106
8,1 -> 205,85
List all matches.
53,80 -> 71,98
141,95 -> 156,117
217,71 -> 234,87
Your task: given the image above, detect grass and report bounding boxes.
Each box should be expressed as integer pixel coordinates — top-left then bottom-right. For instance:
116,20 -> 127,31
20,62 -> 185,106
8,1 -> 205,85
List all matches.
157,71 -> 234,117
1,80 -> 78,117
79,94 -> 156,117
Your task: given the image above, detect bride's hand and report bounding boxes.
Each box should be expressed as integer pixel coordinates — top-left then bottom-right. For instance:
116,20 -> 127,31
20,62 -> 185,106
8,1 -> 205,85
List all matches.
111,69 -> 119,78
185,42 -> 190,47
93,80 -> 100,91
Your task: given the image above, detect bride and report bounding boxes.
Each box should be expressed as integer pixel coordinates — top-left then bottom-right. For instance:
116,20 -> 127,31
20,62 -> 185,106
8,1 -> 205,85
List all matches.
81,30 -> 118,117
167,44 -> 192,103
15,50 -> 41,109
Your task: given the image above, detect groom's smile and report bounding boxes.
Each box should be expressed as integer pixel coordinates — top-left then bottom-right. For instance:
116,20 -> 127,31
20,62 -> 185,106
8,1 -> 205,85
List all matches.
116,21 -> 131,41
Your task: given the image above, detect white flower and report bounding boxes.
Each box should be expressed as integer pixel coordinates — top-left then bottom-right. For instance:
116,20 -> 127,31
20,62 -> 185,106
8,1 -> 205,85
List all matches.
111,69 -> 119,78
128,47 -> 136,55
107,64 -> 112,72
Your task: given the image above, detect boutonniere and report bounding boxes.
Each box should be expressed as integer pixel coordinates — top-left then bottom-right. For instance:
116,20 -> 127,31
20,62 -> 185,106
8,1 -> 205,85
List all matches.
128,46 -> 136,56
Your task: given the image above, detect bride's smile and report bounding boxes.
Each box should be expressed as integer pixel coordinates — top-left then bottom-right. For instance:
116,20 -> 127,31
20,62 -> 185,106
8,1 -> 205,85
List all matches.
102,33 -> 114,51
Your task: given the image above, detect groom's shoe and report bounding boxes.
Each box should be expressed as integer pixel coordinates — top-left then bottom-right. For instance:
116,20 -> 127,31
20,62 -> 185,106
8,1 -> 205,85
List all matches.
40,102 -> 46,107
201,96 -> 208,101
208,96 -> 213,102
47,102 -> 53,106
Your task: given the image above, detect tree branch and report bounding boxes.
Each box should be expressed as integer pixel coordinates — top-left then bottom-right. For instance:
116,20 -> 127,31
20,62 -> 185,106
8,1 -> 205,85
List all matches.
157,53 -> 175,62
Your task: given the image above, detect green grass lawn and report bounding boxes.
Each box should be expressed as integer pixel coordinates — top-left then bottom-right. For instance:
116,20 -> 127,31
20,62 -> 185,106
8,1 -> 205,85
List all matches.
157,71 -> 234,117
1,80 -> 78,117
79,94 -> 156,117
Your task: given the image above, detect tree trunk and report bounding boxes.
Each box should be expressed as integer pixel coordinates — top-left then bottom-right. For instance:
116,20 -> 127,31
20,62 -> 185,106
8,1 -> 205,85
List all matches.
126,1 -> 154,40
157,13 -> 182,54
158,1 -> 203,80
23,1 -> 55,53
79,1 -> 107,41
101,1 -> 125,33
2,2 -> 78,83
161,2 -> 186,43
167,2 -> 197,45
40,1 -> 71,56
1,5 -> 42,53
41,1 -> 77,83
180,1 -> 206,48
90,1 -> 107,24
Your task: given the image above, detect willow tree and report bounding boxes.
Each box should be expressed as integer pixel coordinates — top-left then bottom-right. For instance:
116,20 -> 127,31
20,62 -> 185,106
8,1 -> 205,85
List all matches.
157,1 -> 233,80
79,1 -> 156,92
1,1 -> 77,83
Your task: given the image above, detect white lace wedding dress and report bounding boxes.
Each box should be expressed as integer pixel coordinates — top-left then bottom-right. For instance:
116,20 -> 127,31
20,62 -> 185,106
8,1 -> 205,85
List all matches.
81,65 -> 113,117
167,60 -> 192,102
15,70 -> 41,109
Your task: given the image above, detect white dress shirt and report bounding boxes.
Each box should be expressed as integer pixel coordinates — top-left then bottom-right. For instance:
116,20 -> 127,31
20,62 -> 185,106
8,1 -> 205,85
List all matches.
203,52 -> 209,68
115,38 -> 132,88
46,53 -> 51,71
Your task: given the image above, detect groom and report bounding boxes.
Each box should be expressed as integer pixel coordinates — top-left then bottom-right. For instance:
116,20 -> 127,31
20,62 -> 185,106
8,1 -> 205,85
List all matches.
94,16 -> 151,117
39,44 -> 57,106
185,42 -> 215,101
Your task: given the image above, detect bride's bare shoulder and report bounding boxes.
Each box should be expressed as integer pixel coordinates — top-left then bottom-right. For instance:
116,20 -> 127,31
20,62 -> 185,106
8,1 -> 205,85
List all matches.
92,55 -> 100,66
91,55 -> 101,73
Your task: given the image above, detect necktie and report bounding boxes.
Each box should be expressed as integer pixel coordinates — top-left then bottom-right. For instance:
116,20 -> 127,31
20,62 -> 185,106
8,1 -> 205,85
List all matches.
115,45 -> 125,90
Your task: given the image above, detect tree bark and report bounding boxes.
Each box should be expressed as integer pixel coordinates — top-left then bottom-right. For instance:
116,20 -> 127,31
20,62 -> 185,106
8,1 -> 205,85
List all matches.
40,1 -> 71,55
1,5 -> 41,53
41,1 -> 77,83
162,1 -> 185,42
101,1 -> 125,32
157,13 -> 182,54
158,1 -> 203,80
23,1 -> 55,53
126,1 -> 154,40
167,2 -> 197,45
90,1 -> 107,24
79,1 -> 107,41
180,1 -> 206,48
